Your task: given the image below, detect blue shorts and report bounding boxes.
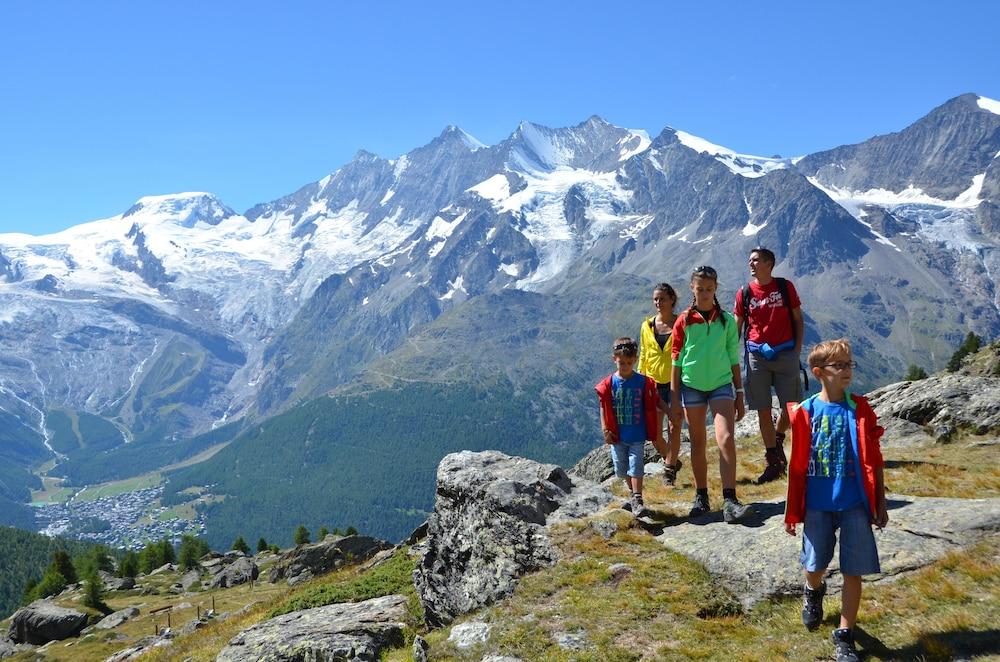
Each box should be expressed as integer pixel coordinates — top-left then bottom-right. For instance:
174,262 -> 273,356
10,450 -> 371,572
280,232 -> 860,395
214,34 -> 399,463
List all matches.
801,504 -> 881,576
680,383 -> 735,408
610,441 -> 644,478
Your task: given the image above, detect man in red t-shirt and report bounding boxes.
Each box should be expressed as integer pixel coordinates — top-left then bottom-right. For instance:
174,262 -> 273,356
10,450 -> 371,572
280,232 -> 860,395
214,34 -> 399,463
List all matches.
734,247 -> 804,484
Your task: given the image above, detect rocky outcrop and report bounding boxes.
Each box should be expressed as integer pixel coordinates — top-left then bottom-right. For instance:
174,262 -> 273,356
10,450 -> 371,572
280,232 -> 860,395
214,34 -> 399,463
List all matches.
215,593 -> 408,662
7,600 -> 88,645
95,607 -> 140,630
414,450 -> 612,626
867,373 -> 1000,444
268,535 -> 392,585
654,495 -> 1000,609
98,571 -> 135,592
570,441 -> 663,483
210,557 -> 259,589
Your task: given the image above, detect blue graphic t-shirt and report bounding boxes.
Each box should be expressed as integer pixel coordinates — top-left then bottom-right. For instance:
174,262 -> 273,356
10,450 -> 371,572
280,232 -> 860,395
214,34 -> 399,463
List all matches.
611,373 -> 646,444
805,398 -> 865,511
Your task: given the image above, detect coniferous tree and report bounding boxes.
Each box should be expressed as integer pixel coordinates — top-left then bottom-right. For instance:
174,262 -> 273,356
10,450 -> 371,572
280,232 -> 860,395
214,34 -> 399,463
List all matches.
317,527 -> 329,540
118,551 -> 139,579
177,535 -> 209,571
904,364 -> 928,381
51,551 -> 77,585
31,568 -> 67,601
231,536 -> 250,554
947,332 -> 983,371
345,526 -> 358,536
81,570 -> 105,610
293,526 -> 310,545
256,537 -> 268,553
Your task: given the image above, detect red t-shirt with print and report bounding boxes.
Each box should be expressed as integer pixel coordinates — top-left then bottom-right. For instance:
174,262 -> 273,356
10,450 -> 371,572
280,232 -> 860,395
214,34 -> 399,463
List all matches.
733,279 -> 801,345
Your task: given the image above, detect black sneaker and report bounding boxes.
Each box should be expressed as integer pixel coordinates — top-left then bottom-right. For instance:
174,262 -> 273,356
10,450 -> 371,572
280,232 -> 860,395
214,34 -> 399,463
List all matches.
662,460 -> 682,486
688,493 -> 710,517
802,581 -> 826,631
832,628 -> 860,662
722,498 -> 754,524
756,461 -> 785,484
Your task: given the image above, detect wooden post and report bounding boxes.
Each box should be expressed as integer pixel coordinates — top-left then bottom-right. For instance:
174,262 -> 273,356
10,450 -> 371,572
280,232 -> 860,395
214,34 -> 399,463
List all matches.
197,605 -> 201,620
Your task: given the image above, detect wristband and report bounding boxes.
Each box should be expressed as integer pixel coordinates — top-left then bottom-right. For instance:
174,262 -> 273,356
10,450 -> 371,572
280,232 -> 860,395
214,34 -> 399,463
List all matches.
735,388 -> 744,393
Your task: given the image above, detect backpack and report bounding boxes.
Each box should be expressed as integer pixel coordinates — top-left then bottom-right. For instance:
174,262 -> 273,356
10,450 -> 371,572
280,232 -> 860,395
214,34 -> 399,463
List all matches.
739,277 -> 792,342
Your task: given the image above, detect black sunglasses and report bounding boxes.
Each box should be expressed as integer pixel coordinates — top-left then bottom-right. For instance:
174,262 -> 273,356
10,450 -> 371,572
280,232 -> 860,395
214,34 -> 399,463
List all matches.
613,342 -> 638,354
692,265 -> 717,277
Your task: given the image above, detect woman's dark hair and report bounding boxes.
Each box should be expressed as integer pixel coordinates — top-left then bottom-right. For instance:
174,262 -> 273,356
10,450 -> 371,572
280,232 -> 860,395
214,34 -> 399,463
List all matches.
686,266 -> 726,328
653,282 -> 677,303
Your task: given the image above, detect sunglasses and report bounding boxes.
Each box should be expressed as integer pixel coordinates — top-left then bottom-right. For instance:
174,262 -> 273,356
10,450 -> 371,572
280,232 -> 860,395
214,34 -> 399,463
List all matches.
692,265 -> 717,277
613,342 -> 638,354
821,361 -> 857,371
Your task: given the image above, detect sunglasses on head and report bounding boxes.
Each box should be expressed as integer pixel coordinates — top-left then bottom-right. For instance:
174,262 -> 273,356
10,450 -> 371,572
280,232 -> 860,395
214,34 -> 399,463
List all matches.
692,265 -> 717,277
613,342 -> 638,354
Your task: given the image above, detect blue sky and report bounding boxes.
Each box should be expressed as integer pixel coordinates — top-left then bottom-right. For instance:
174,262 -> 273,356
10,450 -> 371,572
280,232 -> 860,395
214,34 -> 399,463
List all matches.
1,1 -> 998,234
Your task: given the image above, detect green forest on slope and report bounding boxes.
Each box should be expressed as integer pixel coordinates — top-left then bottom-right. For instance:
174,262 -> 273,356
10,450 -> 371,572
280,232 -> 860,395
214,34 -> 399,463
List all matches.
0,527 -> 98,619
163,378 -> 599,549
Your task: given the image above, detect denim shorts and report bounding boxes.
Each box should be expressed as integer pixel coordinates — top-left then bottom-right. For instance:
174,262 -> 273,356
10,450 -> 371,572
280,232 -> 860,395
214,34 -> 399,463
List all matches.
609,441 -> 645,478
801,503 -> 881,576
656,383 -> 672,407
680,382 -> 735,408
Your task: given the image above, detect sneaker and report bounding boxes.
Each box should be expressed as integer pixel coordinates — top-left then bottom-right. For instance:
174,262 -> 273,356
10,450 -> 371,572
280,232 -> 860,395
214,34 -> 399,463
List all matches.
688,493 -> 711,517
801,581 -> 826,631
722,498 -> 754,524
631,493 -> 650,517
756,461 -> 785,484
621,499 -> 633,512
832,628 -> 860,662
662,459 -> 683,486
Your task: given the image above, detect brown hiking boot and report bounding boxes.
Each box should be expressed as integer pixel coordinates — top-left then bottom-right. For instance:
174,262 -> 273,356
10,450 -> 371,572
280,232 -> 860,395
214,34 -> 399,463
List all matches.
756,447 -> 786,484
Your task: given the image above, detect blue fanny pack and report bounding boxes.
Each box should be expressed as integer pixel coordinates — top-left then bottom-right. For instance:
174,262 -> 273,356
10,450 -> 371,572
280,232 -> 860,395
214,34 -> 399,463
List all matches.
746,339 -> 795,360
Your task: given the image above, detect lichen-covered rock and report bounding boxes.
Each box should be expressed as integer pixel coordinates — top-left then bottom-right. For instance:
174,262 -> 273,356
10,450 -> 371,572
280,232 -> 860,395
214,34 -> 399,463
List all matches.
210,558 -> 259,589
867,374 -> 1000,443
7,600 -> 88,645
654,495 -> 1000,608
215,594 -> 408,662
414,450 -> 611,626
267,535 -> 392,585
95,607 -> 140,630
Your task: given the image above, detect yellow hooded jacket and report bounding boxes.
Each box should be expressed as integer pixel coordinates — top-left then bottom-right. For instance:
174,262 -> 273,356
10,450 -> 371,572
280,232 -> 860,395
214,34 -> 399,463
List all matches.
638,315 -> 673,384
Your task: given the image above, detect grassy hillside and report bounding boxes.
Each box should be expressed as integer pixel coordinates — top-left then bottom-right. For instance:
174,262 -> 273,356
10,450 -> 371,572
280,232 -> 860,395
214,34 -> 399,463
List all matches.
164,378 -> 599,549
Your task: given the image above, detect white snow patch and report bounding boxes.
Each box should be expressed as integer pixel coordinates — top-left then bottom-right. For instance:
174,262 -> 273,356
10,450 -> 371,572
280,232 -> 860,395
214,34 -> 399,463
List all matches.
469,175 -> 511,202
428,240 -> 445,258
977,95 -> 1000,115
808,173 -> 986,210
742,221 -> 767,237
674,130 -> 790,178
362,296 -> 369,306
458,128 -> 487,150
425,211 -> 469,242
499,262 -> 520,276
618,130 -> 652,161
619,215 -> 655,240
486,227 -> 497,242
439,275 -> 467,300
380,189 -> 396,205
742,193 -> 753,216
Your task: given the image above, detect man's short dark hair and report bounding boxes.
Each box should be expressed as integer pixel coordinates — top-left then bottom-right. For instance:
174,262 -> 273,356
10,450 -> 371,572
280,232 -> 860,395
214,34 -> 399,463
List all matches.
750,247 -> 776,265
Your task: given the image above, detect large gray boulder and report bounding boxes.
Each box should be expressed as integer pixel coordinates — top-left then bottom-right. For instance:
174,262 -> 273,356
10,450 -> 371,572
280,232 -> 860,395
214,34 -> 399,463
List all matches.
98,571 -> 135,592
95,607 -> 140,630
268,535 -> 392,585
414,450 -> 611,626
7,600 -> 88,645
215,593 -> 408,661
210,557 -> 259,589
654,495 -> 1000,609
868,373 -> 1000,444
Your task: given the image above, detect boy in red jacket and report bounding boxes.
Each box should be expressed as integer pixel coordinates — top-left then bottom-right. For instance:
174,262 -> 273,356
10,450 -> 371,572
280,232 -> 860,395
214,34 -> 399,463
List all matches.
595,337 -> 662,517
784,338 -> 888,662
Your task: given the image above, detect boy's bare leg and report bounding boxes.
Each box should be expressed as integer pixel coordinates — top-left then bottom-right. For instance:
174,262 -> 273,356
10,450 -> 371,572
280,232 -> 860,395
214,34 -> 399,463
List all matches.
630,475 -> 644,494
710,399 -> 737,490
685,406 -> 709,488
840,575 -> 862,629
667,414 -> 681,466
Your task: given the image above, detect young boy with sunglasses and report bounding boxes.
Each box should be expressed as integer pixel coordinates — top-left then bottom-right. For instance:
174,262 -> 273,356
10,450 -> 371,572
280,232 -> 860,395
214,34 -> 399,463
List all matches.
784,338 -> 888,662
595,337 -> 662,517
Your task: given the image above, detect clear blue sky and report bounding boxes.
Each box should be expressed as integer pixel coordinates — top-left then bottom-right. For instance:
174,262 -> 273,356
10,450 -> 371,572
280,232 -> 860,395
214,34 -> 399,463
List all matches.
2,0 -> 998,234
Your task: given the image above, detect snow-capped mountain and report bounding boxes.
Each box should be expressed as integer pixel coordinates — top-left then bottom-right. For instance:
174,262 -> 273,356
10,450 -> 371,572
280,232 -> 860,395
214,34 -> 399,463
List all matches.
2,94 -> 999,529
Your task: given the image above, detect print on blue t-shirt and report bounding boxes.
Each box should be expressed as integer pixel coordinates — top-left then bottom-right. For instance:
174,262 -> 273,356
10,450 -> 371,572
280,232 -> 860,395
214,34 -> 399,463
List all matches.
805,399 -> 864,511
611,373 -> 646,444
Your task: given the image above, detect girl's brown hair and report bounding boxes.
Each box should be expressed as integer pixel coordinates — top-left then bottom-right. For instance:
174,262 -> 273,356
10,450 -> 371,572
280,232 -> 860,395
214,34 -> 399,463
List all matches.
685,266 -> 726,327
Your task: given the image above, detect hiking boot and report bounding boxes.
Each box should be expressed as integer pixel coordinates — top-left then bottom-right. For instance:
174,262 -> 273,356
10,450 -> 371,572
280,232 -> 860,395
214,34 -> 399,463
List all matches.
756,447 -> 786,484
688,492 -> 711,518
801,581 -> 826,631
662,459 -> 683,486
722,498 -> 754,524
631,493 -> 650,518
832,628 -> 860,662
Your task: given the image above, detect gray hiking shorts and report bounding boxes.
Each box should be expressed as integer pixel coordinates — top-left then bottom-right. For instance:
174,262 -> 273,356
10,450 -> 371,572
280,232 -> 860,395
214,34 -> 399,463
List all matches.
745,349 -> 802,411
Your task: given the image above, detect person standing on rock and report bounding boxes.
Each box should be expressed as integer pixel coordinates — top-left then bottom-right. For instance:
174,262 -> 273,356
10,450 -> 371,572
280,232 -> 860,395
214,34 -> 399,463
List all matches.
637,282 -> 684,485
734,246 -> 805,484
595,337 -> 662,517
784,338 -> 888,662
670,266 -> 753,524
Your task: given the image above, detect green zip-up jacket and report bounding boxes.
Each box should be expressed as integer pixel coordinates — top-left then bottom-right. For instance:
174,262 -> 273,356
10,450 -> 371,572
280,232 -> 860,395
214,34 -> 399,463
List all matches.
670,308 -> 740,391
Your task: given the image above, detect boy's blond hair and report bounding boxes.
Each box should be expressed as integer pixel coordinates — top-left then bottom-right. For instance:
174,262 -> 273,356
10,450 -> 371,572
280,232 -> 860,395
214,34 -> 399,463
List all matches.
807,338 -> 852,369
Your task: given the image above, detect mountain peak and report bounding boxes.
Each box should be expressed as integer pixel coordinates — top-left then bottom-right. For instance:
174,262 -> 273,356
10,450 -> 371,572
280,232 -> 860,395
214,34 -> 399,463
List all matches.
437,125 -> 487,150
123,192 -> 236,228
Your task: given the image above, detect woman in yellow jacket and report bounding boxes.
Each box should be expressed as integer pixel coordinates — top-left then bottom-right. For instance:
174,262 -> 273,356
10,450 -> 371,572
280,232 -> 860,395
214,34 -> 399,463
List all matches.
638,282 -> 684,484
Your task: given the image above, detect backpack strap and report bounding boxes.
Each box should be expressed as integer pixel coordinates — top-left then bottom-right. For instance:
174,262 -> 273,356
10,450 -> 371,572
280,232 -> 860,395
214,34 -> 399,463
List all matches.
775,277 -> 795,343
740,284 -> 752,340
